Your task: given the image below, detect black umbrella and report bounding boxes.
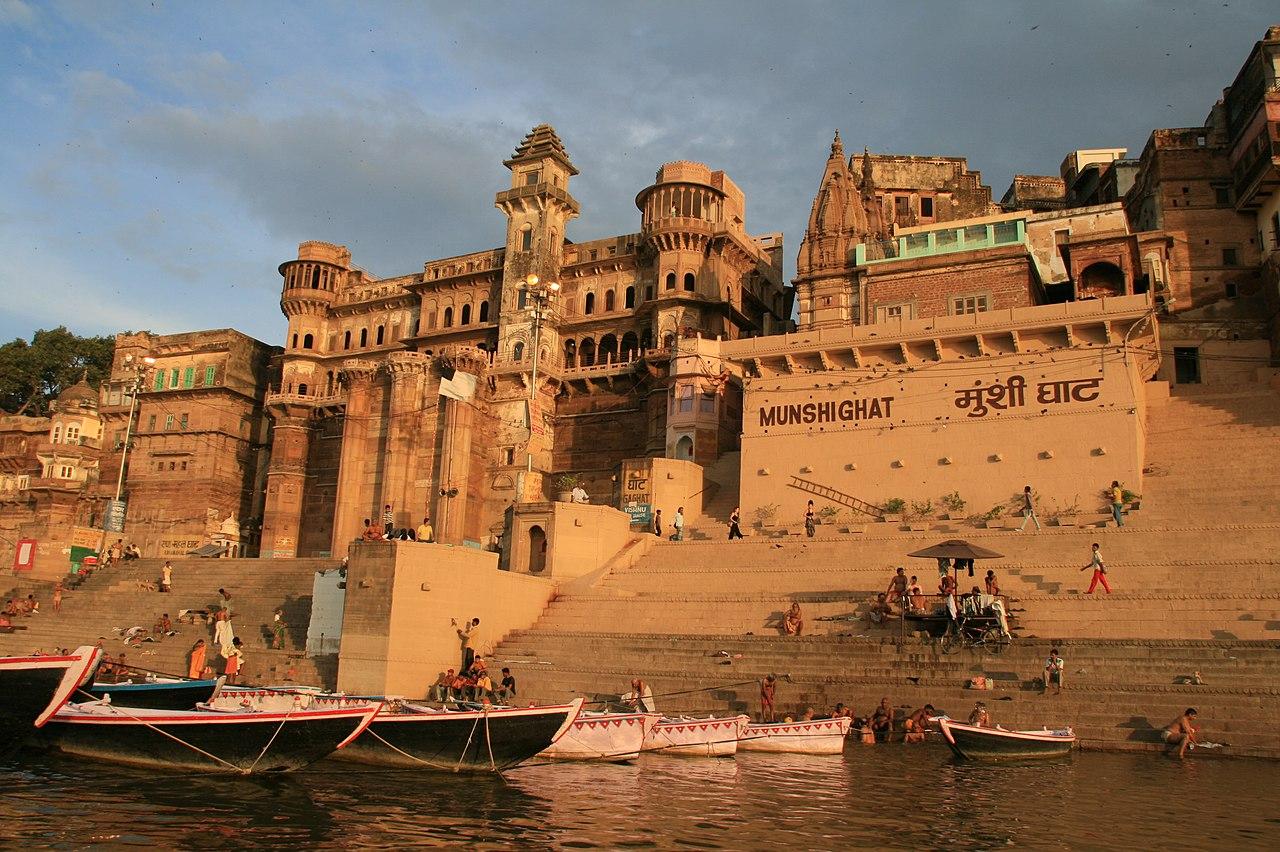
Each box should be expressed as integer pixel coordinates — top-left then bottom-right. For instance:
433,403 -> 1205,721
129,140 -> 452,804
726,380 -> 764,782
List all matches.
908,539 -> 1005,598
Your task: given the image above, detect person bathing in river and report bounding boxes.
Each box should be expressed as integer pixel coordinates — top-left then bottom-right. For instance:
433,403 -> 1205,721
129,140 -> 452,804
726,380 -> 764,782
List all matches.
782,602 -> 803,636
623,678 -> 655,712
1164,708 -> 1199,758
903,704 -> 935,743
870,697 -> 893,742
760,675 -> 777,722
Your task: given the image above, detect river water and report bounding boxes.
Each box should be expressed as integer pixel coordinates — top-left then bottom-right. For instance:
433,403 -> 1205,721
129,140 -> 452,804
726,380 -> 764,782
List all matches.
1,744 -> 1276,849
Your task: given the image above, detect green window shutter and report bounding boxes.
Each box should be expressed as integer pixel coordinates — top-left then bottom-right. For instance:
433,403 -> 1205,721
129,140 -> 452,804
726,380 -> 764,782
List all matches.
153,372 -> 165,392
182,367 -> 194,388
204,366 -> 216,386
165,414 -> 174,430
169,369 -> 179,388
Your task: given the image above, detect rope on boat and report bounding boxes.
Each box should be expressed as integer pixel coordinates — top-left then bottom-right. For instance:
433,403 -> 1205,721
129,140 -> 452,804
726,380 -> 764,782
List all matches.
72,688 -> 246,774
245,703 -> 295,774
483,706 -> 498,773
455,711 -> 485,774
364,726 -> 448,770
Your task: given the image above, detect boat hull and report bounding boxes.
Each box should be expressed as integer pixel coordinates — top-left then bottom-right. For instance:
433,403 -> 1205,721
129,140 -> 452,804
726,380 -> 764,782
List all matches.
0,647 -> 101,754
537,711 -> 658,762
42,704 -> 379,773
642,715 -> 748,757
939,718 -> 1075,761
739,717 -> 852,755
335,699 -> 583,772
86,679 -> 220,711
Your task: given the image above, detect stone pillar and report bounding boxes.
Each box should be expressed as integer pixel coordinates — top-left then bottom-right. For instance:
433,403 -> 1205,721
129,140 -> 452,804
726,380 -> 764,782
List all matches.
382,352 -> 432,531
330,360 -> 380,556
435,346 -> 488,545
260,402 -> 312,558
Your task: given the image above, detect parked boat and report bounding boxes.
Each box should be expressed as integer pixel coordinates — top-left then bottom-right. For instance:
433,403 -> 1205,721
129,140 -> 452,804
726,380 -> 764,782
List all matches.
41,701 -> 381,774
0,646 -> 101,754
642,715 -> 750,757
938,717 -> 1075,761
738,716 -> 852,755
85,677 -> 222,711
332,698 -> 584,772
537,711 -> 660,762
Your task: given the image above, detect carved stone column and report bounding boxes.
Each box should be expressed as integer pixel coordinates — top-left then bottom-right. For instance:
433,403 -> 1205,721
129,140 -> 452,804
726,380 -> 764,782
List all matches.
260,401 -> 312,558
330,359 -> 381,556
435,346 -> 488,545
382,351 -> 432,530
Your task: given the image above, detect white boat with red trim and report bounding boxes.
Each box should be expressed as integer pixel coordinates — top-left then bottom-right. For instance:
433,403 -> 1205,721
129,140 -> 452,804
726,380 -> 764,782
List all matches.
0,646 -> 101,754
738,716 -> 852,755
939,717 -> 1075,761
537,710 -> 660,763
41,700 -> 381,773
642,715 -> 750,757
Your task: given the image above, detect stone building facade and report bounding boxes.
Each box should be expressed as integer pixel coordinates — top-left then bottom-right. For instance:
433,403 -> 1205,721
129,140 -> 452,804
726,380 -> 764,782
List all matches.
259,126 -> 788,557
97,330 -> 278,557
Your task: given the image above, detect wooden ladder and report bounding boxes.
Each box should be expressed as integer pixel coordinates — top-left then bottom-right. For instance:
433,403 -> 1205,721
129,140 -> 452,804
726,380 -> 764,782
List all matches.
787,476 -> 885,519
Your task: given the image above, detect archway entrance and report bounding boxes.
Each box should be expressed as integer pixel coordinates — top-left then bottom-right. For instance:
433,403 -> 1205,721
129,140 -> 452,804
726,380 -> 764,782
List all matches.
675,435 -> 694,460
1078,262 -> 1126,299
528,525 -> 547,574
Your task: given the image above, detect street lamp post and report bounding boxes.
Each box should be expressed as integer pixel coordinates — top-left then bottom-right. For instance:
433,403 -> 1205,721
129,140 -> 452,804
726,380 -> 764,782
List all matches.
519,274 -> 559,473
97,353 -> 155,559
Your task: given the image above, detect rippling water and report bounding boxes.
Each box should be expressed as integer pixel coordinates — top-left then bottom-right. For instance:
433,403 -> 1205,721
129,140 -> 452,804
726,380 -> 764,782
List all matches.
1,744 -> 1276,849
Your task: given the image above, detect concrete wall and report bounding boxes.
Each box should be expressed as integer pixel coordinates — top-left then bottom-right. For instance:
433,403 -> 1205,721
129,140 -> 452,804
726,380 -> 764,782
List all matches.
508,502 -> 636,579
739,346 -> 1147,521
337,540 -> 554,697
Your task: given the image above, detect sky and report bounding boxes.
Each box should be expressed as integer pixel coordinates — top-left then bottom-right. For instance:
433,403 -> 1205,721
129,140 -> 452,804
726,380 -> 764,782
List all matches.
1,0 -> 1276,345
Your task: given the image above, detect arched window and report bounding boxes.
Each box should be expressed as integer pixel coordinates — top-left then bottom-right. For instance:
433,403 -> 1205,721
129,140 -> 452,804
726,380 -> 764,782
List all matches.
513,342 -> 525,361
298,383 -> 308,397
303,333 -> 314,349
684,272 -> 696,291
359,328 -> 368,347
563,339 -> 577,367
291,333 -> 298,349
585,292 -> 595,315
599,334 -> 618,363
444,307 -> 454,327
625,286 -> 636,309
311,267 -> 321,288
461,304 -> 472,325
343,330 -> 351,350
521,226 -> 533,252
376,325 -> 385,345
479,301 -> 490,323
621,332 -> 639,361
580,337 -> 596,366
665,272 -> 676,290
605,290 -> 615,312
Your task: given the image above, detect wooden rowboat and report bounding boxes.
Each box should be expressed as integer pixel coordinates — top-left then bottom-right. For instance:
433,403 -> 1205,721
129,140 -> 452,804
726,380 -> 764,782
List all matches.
939,717 -> 1075,761
642,715 -> 750,757
738,716 -> 852,755
0,646 -> 101,755
537,711 -> 660,762
42,701 -> 381,773
85,677 -> 222,711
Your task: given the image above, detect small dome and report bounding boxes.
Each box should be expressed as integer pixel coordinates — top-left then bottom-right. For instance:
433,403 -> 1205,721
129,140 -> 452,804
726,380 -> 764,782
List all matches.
57,378 -> 97,409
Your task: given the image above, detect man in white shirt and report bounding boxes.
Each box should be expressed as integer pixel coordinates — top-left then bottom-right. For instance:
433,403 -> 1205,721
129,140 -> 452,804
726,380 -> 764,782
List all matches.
671,507 -> 685,541
570,485 -> 589,504
623,678 -> 655,712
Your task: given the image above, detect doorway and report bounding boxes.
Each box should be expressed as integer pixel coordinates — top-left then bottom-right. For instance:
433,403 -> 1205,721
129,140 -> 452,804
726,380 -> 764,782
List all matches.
675,435 -> 694,460
1173,347 -> 1201,385
527,525 -> 547,573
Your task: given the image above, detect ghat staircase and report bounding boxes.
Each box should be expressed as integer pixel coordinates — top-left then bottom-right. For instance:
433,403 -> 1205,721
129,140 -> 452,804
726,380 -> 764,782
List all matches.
496,382 -> 1280,759
0,557 -> 338,688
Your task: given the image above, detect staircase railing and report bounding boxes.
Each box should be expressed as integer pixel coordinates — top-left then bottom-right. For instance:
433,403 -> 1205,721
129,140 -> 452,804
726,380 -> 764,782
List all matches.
786,476 -> 885,519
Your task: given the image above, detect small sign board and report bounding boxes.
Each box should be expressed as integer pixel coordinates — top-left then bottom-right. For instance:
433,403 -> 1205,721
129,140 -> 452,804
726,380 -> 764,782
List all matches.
103,499 -> 128,533
624,502 -> 653,527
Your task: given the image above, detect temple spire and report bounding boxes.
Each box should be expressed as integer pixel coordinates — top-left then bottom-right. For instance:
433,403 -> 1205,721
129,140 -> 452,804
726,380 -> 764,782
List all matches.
830,129 -> 843,159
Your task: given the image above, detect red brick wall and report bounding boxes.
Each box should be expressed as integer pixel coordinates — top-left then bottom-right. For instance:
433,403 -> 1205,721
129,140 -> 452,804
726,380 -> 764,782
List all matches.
862,253 -> 1037,321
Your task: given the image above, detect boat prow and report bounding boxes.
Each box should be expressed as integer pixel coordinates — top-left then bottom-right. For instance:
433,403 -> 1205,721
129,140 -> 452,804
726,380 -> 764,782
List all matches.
537,710 -> 660,763
939,717 -> 1075,761
738,716 -> 852,755
0,645 -> 102,753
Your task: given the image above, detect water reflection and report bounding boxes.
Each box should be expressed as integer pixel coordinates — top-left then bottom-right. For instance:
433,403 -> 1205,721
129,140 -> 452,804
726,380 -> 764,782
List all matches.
1,744 -> 1276,849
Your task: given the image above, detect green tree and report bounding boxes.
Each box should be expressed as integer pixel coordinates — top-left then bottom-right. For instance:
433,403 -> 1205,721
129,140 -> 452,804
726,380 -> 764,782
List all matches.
0,327 -> 116,416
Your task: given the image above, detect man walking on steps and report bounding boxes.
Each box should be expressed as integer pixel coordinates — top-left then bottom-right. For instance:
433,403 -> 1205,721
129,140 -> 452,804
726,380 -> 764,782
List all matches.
1018,485 -> 1041,532
1080,543 -> 1112,594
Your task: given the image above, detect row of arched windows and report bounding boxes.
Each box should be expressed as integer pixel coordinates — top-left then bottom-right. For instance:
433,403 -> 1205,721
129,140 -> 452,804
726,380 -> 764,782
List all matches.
430,300 -> 490,330
664,272 -> 697,292
580,286 -> 637,316
562,331 -> 647,367
290,332 -> 316,350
